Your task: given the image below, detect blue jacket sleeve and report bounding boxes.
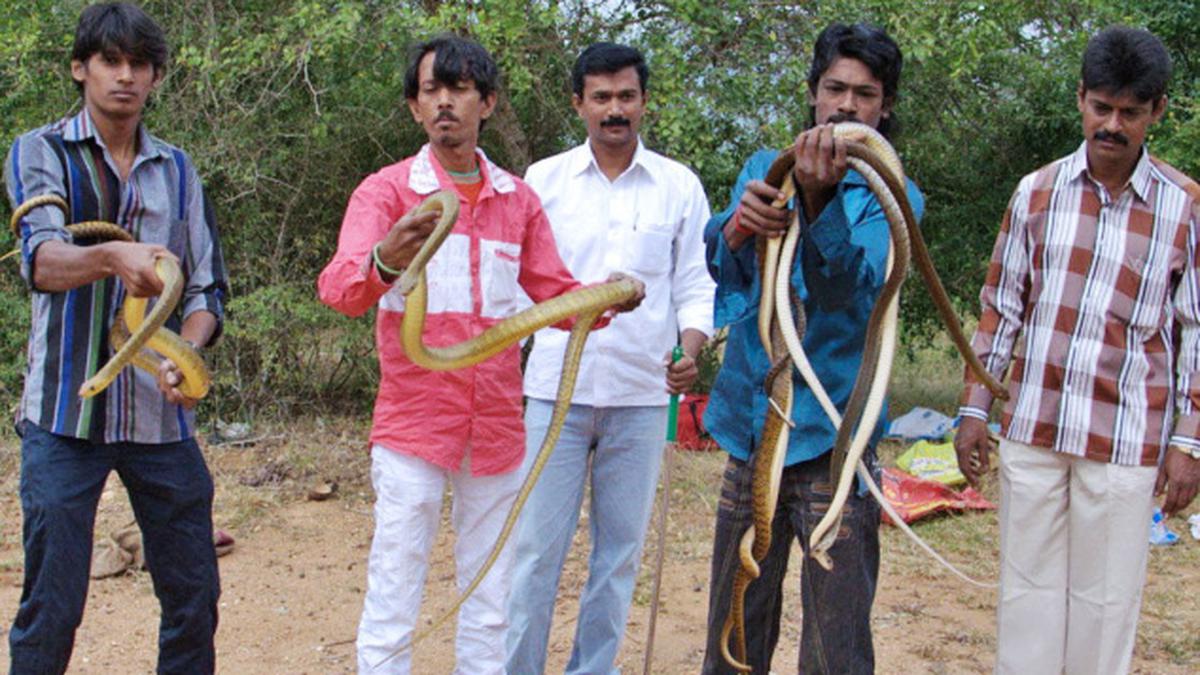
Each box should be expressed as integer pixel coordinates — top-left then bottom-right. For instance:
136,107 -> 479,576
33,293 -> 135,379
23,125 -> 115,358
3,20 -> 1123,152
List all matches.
704,150 -> 778,328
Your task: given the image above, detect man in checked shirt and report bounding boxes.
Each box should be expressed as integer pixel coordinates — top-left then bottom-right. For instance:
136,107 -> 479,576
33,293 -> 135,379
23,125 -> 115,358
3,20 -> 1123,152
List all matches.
955,26 -> 1200,675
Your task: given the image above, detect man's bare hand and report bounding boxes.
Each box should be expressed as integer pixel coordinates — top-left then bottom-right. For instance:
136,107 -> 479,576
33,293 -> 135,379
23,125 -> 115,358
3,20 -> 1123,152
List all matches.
664,349 -> 699,395
107,242 -> 175,297
606,272 -> 645,313
724,180 -> 790,251
376,207 -> 442,276
156,357 -> 199,409
954,416 -> 993,489
792,123 -> 848,219
1156,447 -> 1200,517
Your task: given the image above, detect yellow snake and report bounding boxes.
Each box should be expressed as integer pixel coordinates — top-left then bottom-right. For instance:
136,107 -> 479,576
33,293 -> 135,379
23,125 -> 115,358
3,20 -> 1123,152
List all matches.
9,194 -> 210,400
720,123 -> 1005,671
377,190 -> 641,666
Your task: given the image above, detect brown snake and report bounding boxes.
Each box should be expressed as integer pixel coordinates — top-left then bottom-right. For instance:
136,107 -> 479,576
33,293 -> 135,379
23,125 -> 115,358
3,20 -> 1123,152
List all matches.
720,123 -> 1005,671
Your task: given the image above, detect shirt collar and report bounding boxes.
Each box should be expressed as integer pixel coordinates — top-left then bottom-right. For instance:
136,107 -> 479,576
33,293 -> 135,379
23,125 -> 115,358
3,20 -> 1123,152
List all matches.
570,137 -> 653,183
60,107 -> 169,161
409,143 -> 516,196
1066,140 -> 1154,203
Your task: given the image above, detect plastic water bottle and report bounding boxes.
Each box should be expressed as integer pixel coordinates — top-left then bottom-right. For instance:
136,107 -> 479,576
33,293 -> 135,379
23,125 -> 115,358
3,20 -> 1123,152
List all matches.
1149,508 -> 1179,546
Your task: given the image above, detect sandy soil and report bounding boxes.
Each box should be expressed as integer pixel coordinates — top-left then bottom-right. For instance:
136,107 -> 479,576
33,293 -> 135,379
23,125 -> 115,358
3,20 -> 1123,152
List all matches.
0,434 -> 1195,674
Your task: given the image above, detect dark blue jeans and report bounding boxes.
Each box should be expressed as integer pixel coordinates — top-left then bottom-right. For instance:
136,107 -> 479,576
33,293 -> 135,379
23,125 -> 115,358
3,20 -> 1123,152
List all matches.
8,421 -> 220,675
702,451 -> 880,675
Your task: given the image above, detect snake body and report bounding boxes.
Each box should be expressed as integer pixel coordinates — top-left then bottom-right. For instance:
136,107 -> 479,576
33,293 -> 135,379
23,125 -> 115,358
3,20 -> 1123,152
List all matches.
378,190 -> 640,665
720,123 -> 1006,670
10,194 -> 210,400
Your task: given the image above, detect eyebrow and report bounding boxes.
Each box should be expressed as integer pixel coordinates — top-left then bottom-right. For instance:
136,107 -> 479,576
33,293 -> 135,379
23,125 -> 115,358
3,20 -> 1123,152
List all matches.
829,78 -> 879,89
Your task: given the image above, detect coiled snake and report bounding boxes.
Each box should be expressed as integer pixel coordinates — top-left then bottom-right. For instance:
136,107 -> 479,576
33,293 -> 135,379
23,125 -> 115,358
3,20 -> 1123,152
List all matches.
720,123 -> 1006,671
377,190 -> 641,666
9,194 -> 211,400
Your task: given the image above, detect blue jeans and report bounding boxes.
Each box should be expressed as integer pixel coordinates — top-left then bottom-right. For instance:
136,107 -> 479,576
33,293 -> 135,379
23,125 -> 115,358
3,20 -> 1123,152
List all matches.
701,452 -> 880,675
506,400 -> 667,675
8,421 -> 220,675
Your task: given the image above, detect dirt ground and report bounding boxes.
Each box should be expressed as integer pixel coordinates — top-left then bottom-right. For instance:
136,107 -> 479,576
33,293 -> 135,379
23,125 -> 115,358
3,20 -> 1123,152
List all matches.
0,427 -> 1197,674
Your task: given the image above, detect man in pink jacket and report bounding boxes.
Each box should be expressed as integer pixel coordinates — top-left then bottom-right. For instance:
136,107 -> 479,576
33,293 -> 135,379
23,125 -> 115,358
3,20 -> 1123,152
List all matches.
317,35 -> 641,673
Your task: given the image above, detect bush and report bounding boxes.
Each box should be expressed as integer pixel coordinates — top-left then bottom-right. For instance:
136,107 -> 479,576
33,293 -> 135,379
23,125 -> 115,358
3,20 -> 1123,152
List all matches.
206,283 -> 377,420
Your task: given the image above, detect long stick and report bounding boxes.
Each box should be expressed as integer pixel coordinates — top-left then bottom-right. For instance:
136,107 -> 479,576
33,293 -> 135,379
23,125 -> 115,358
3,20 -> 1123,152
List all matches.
643,345 -> 683,675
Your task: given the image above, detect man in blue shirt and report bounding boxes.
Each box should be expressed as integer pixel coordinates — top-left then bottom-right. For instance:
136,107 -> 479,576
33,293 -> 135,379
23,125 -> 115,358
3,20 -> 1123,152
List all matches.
700,23 -> 924,674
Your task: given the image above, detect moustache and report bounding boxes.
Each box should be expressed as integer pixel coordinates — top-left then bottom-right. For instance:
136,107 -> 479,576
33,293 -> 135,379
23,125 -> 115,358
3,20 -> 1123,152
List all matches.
826,112 -> 859,125
600,116 -> 631,128
1094,129 -> 1129,146
435,111 -> 460,123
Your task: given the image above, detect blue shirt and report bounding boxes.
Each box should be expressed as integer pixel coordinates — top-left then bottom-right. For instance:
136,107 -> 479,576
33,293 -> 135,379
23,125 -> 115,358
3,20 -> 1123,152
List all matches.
703,149 -> 925,466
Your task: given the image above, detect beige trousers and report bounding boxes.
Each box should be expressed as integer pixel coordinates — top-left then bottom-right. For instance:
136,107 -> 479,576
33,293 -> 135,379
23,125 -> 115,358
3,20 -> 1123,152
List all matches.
995,439 -> 1157,675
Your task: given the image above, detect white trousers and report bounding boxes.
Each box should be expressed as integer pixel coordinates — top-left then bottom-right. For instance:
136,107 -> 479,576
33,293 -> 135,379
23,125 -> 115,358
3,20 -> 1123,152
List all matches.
356,446 -> 521,674
996,439 -> 1157,675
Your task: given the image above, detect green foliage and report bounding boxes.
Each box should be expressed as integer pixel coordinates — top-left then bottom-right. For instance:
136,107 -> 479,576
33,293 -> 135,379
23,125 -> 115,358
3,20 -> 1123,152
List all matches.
0,285 -> 31,417
2,0 -> 1199,418
209,283 -> 377,419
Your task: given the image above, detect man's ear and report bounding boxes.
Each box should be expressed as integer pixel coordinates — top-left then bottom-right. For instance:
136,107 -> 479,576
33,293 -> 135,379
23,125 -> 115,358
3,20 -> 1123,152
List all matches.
407,97 -> 422,124
479,91 -> 498,121
71,59 -> 86,85
1151,95 -> 1168,124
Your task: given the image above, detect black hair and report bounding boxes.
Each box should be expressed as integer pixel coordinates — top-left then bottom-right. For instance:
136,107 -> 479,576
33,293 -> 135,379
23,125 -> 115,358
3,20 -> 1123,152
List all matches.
1081,26 -> 1171,103
71,2 -> 168,93
806,23 -> 903,137
403,34 -> 499,101
571,42 -> 649,96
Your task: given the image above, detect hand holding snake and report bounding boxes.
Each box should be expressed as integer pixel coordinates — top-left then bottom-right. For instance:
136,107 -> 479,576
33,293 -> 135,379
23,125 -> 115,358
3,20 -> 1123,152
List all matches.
10,194 -> 211,400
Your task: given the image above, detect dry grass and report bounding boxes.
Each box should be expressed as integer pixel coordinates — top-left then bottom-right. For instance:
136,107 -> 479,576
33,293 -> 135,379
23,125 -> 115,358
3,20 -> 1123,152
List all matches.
0,343 -> 1197,670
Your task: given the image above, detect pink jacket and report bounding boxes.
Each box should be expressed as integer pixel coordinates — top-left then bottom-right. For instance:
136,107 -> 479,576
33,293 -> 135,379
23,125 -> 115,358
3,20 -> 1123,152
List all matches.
318,145 -> 588,475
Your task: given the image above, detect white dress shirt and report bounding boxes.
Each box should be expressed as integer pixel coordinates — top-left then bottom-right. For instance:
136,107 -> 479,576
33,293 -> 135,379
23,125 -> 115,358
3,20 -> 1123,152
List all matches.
523,139 -> 716,406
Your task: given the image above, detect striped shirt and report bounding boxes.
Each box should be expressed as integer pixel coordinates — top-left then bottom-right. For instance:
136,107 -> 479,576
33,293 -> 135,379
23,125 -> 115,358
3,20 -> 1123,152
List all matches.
5,108 -> 227,444
960,142 -> 1200,466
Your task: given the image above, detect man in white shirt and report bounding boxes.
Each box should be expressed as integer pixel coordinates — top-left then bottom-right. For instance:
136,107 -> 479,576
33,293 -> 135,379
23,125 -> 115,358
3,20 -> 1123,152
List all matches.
506,42 -> 716,674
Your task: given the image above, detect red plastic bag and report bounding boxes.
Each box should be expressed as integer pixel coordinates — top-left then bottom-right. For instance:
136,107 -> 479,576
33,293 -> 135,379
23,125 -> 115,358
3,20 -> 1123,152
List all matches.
675,394 -> 717,451
880,467 -> 995,525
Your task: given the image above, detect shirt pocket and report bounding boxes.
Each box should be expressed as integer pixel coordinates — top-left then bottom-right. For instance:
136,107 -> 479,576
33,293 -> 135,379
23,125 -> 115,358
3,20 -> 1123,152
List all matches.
480,240 -> 523,317
624,223 -> 673,276
1109,244 -> 1171,334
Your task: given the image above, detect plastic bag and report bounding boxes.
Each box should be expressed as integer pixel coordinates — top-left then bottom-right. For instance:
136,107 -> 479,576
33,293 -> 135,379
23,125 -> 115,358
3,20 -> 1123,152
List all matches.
894,438 -> 967,487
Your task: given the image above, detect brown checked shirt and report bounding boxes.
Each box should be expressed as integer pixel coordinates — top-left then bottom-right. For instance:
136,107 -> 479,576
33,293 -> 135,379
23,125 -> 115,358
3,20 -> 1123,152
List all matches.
960,142 -> 1200,467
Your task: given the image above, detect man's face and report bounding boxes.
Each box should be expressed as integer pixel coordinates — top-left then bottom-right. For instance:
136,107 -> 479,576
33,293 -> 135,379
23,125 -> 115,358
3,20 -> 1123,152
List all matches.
71,50 -> 161,121
1077,85 -> 1165,170
407,51 -> 496,150
808,56 -> 890,129
573,66 -> 646,152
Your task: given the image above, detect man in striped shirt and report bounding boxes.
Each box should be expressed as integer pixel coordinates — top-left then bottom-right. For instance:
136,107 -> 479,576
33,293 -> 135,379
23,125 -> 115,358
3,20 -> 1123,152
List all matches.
955,26 -> 1200,674
5,4 -> 226,673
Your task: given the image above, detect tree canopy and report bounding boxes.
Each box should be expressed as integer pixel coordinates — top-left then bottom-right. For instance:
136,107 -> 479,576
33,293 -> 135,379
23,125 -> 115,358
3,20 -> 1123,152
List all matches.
2,0 -> 1197,416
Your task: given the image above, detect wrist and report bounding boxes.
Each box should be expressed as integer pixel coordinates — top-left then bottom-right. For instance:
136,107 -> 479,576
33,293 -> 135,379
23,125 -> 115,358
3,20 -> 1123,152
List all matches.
732,210 -> 753,237
725,210 -> 752,250
96,241 -> 121,277
1172,444 -> 1200,461
373,242 -> 405,281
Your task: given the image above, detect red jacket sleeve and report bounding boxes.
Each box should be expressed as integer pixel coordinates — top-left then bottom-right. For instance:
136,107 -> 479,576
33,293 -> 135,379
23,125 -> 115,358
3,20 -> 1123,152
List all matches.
318,174 -> 405,317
